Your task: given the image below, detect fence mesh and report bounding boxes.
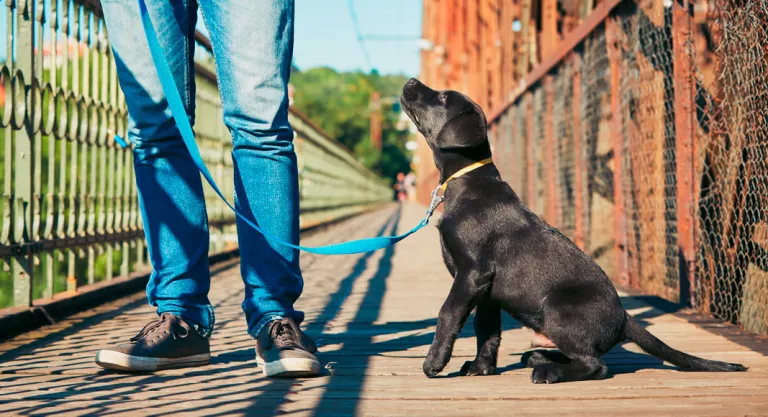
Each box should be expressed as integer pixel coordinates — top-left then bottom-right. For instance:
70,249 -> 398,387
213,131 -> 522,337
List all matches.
531,87 -> 548,218
619,2 -> 680,301
553,63 -> 576,241
695,0 -> 768,335
580,25 -> 615,278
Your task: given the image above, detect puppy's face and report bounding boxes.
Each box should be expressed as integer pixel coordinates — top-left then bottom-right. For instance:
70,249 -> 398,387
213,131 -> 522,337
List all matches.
400,78 -> 487,152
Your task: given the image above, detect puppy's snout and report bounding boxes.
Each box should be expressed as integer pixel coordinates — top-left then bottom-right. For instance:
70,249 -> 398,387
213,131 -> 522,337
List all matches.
402,87 -> 416,101
406,78 -> 420,86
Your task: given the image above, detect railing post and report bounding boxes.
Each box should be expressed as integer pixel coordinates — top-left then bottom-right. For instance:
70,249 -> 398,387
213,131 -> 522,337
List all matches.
571,53 -> 585,250
518,0 -> 532,80
672,2 -> 697,306
544,75 -> 558,227
12,0 -> 36,307
525,92 -> 536,209
541,0 -> 559,57
606,17 -> 630,287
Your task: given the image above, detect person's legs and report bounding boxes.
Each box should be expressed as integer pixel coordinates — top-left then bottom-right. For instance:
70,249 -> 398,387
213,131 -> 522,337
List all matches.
198,0 -> 318,377
198,0 -> 303,338
100,0 -> 214,335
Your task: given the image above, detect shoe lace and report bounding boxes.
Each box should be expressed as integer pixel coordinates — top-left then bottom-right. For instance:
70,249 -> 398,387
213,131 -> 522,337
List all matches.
130,313 -> 188,342
268,318 -> 300,350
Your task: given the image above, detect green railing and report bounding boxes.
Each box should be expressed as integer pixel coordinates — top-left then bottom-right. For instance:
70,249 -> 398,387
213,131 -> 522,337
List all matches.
0,0 -> 391,309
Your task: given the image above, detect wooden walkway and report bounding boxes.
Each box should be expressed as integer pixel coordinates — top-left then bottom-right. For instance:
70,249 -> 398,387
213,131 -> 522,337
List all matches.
1,204 -> 767,416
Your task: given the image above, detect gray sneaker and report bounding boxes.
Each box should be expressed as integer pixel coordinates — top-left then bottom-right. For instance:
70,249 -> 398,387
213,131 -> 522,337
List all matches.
256,317 -> 321,377
95,313 -> 210,372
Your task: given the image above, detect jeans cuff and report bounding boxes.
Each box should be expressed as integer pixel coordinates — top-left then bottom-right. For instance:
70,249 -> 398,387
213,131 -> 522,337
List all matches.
251,313 -> 286,338
158,305 -> 215,339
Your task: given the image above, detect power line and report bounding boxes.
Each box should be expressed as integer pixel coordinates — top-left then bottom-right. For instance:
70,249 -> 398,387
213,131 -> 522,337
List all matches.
346,0 -> 374,71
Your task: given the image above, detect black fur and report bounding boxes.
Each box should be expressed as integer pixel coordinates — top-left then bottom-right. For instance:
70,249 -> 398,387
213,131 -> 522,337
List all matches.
400,78 -> 746,384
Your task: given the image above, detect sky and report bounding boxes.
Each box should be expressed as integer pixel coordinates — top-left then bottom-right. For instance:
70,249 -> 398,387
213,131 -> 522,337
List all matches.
293,0 -> 423,76
0,0 -> 422,76
200,0 -> 424,76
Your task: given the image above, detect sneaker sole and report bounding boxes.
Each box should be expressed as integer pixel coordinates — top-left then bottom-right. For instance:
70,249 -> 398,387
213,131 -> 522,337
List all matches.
256,354 -> 321,377
95,350 -> 210,372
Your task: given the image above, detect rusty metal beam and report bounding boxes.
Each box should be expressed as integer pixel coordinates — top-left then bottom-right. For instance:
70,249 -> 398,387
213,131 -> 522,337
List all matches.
672,3 -> 697,306
607,16 -> 630,288
541,0 -> 559,57
544,76 -> 558,226
488,0 -> 623,124
526,93 -> 536,209
571,53 -> 585,250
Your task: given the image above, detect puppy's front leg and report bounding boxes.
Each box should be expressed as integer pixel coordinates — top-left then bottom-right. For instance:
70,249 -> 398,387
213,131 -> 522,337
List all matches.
424,271 -> 491,377
440,234 -> 457,277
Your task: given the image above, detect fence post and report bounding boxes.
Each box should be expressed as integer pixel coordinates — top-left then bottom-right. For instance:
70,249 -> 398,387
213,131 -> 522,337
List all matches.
571,53 -> 585,250
544,75 -> 558,227
672,2 -> 697,306
606,17 -> 630,287
525,92 -> 536,209
12,1 -> 36,307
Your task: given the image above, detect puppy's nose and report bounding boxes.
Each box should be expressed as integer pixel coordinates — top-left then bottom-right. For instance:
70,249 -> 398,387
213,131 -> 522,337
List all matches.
407,78 -> 421,86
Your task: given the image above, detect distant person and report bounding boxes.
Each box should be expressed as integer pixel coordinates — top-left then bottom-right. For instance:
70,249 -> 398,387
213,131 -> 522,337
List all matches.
404,172 -> 417,202
95,0 -> 320,377
394,172 -> 407,202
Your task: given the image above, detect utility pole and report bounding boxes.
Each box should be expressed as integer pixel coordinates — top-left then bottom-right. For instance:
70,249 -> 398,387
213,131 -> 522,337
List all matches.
369,91 -> 382,151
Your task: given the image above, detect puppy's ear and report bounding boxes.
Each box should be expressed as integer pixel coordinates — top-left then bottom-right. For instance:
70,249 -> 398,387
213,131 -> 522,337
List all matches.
435,112 -> 487,149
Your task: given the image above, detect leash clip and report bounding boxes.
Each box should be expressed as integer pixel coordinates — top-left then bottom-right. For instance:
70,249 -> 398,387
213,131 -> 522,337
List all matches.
424,185 -> 444,224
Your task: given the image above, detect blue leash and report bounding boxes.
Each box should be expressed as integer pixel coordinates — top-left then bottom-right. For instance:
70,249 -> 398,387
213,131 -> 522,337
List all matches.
120,0 -> 440,255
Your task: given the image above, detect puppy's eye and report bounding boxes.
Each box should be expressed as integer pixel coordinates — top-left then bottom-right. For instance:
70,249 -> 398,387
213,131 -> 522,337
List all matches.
438,93 -> 447,104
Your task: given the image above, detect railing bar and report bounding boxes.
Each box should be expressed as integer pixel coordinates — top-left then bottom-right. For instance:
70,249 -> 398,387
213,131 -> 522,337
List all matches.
12,0 -> 35,306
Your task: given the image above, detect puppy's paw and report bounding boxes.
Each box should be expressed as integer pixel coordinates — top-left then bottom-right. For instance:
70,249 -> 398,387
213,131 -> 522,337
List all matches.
531,364 -> 564,384
423,359 -> 444,377
459,360 -> 496,376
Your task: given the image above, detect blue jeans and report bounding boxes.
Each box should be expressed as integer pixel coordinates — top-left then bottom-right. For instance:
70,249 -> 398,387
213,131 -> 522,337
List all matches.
101,0 -> 303,338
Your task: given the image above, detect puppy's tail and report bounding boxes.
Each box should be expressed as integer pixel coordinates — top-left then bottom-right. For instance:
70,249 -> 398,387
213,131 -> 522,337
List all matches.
623,315 -> 746,372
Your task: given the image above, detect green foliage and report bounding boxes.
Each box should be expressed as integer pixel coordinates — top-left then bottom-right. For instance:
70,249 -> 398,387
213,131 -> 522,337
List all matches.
290,67 -> 412,183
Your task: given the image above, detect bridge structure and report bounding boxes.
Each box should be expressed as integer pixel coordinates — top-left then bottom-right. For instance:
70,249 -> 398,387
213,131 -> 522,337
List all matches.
1,1 -> 768,416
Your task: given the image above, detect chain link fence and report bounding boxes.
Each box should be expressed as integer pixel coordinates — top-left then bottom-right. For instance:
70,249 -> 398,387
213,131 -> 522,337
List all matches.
694,0 -> 768,335
489,0 -> 768,336
619,2 -> 681,301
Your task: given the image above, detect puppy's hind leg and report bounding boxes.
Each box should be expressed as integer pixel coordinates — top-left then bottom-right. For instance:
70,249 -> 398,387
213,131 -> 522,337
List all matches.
460,299 -> 501,376
521,349 -> 570,368
531,355 -> 608,384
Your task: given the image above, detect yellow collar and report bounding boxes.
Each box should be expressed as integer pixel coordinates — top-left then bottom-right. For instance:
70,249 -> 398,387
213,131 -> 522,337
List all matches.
439,158 -> 494,192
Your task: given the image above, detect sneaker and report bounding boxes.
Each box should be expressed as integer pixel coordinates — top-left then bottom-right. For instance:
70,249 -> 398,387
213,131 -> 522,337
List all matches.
95,313 -> 211,372
255,317 -> 321,377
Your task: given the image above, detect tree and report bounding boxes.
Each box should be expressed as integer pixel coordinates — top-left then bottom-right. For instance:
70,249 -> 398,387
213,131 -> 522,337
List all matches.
290,66 -> 412,184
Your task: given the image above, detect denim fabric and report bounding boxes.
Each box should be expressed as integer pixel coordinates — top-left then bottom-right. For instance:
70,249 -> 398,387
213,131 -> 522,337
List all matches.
101,0 -> 303,338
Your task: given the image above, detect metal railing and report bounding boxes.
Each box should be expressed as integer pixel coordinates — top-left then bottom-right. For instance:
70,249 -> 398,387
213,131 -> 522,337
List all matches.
484,0 -> 768,336
0,0 -> 391,309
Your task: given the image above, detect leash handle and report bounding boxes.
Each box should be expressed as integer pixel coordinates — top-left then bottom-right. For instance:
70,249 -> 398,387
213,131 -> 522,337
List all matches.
135,0 -> 432,255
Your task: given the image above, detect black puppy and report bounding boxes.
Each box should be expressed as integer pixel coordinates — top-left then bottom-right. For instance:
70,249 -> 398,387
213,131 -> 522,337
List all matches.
400,78 -> 746,384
